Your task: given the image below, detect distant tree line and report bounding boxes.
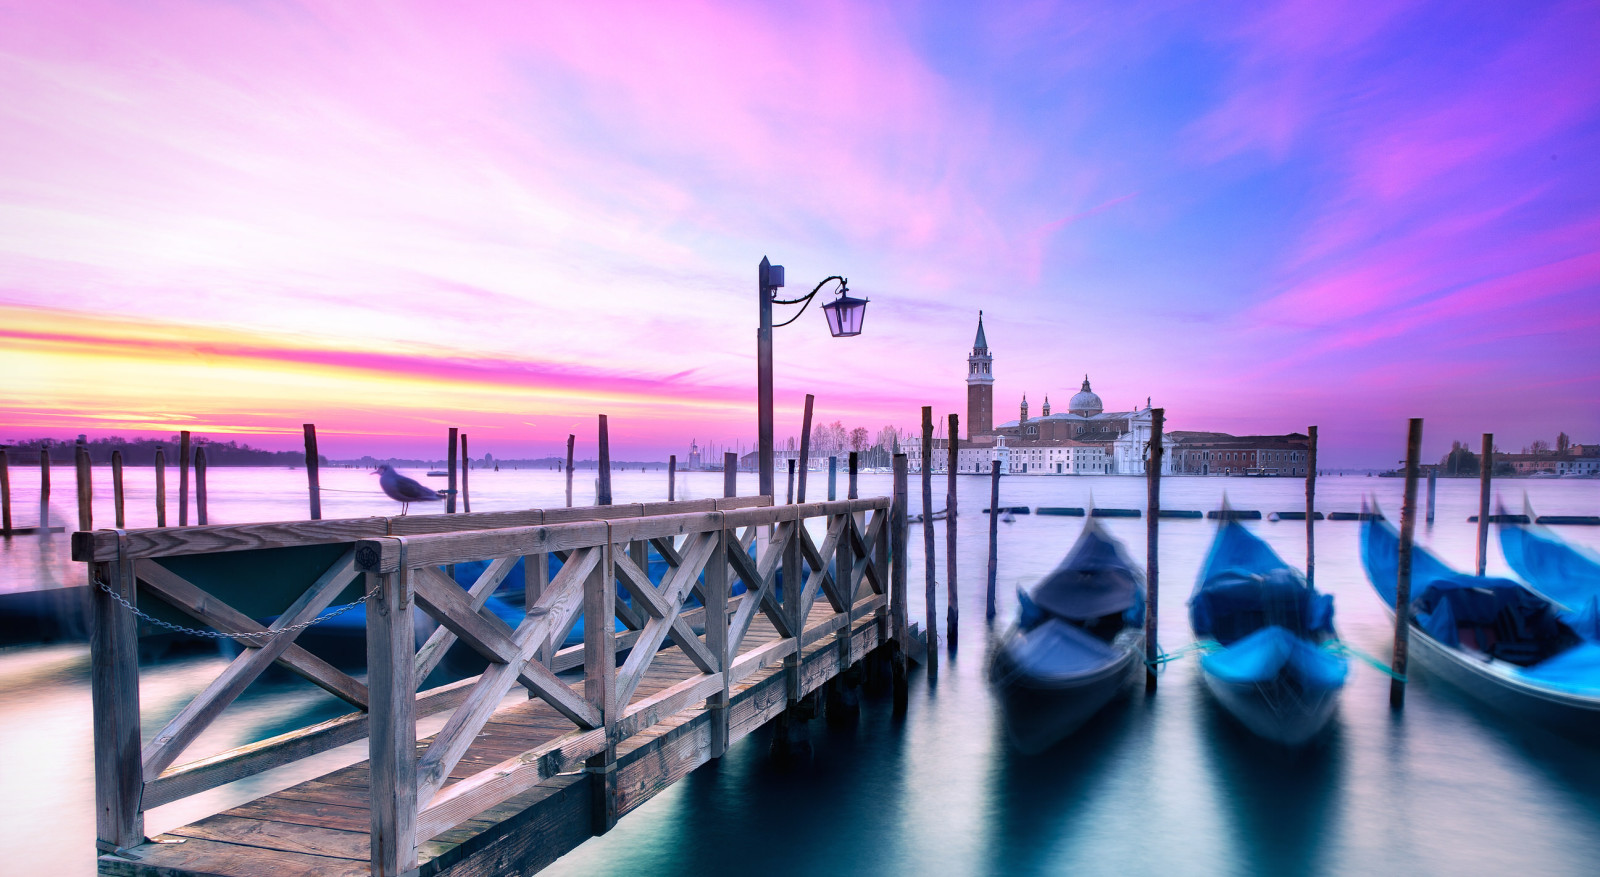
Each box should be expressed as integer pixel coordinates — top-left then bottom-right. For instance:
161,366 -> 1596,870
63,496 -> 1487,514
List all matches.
0,436 -> 324,467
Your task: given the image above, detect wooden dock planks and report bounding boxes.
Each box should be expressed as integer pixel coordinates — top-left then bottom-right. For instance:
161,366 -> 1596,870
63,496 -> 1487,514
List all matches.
102,600 -> 882,877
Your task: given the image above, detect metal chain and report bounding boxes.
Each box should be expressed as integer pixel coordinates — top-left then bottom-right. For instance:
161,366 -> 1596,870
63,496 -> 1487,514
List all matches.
94,577 -> 382,641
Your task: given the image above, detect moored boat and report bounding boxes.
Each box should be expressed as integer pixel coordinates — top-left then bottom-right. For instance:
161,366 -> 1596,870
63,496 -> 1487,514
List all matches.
1189,518 -> 1345,745
988,517 -> 1145,754
1499,499 -> 1600,641
1362,505 -> 1600,731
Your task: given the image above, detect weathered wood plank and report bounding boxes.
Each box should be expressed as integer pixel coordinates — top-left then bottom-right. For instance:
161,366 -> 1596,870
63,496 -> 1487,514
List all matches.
163,813 -> 369,860
91,554 -> 144,852
367,566 -> 419,876
357,521 -> 611,574
103,835 -> 372,877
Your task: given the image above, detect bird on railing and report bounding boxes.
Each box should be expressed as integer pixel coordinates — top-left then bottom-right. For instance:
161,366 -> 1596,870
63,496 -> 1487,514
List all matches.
375,464 -> 443,514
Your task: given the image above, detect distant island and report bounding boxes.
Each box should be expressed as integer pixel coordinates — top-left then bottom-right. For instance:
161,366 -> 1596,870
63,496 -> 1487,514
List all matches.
1,436 -> 324,467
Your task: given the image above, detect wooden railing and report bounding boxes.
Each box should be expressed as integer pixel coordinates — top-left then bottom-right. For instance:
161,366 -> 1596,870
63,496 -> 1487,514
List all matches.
71,497 -> 770,855
74,493 -> 909,877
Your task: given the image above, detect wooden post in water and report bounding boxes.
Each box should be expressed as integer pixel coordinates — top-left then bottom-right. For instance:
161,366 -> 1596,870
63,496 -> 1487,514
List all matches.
565,434 -> 575,507
1,449 -> 12,535
1145,408 -> 1164,691
445,427 -> 458,514
848,452 -> 858,500
1391,417 -> 1424,709
946,413 -> 959,652
668,455 -> 676,501
177,430 -> 191,526
796,393 -> 814,502
786,459 -> 795,504
154,446 -> 167,527
921,406 -> 938,676
303,424 -> 322,520
891,454 -> 910,713
724,452 -> 737,498
1426,469 -> 1437,525
596,415 -> 612,506
460,433 -> 471,514
194,446 -> 208,525
1476,433 -> 1493,576
75,441 -> 92,531
111,451 -> 124,528
39,447 -> 51,531
828,456 -> 837,501
1306,425 -> 1318,587
987,460 -> 1000,621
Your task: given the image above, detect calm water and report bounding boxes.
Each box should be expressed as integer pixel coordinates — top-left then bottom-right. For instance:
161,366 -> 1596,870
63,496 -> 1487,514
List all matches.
2,467 -> 1598,875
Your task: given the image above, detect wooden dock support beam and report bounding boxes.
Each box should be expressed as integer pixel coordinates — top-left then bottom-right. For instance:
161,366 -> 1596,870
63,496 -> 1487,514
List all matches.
178,430 -> 191,527
565,434 -> 575,508
1476,433 -> 1493,576
706,519 -> 730,759
597,416 -> 612,506
946,413 -> 959,652
303,424 -> 322,520
446,427 -> 458,514
195,446 -> 208,526
1145,408 -> 1163,691
986,460 -> 999,622
583,540 -> 618,834
1391,417 -> 1423,709
1306,425 -> 1317,587
76,440 -> 92,532
111,450 -> 124,529
920,407 -> 938,676
90,540 -> 143,853
797,393 -> 813,502
367,561 -> 418,876
891,454 -> 909,712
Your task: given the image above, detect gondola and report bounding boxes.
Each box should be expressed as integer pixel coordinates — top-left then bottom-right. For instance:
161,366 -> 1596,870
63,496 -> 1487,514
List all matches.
1189,518 -> 1345,745
1499,499 -> 1600,640
988,517 -> 1145,754
1362,503 -> 1600,730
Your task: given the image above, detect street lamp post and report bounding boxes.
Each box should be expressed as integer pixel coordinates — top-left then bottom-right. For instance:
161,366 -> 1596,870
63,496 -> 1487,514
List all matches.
756,256 -> 868,500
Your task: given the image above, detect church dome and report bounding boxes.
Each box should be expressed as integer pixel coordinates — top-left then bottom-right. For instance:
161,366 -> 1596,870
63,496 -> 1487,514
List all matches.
1068,376 -> 1103,416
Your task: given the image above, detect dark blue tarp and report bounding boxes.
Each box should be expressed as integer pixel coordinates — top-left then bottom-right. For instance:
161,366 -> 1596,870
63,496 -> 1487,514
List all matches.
1029,519 -> 1143,622
1190,520 -> 1335,645
1005,617 -> 1124,682
1200,625 -> 1347,690
1517,643 -> 1600,696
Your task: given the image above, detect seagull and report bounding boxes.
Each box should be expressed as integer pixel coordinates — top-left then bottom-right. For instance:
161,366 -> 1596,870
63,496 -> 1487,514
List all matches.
375,464 -> 443,514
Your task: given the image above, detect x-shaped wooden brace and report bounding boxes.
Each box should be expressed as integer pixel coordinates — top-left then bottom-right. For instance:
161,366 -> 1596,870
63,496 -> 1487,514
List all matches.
725,521 -> 796,658
614,530 -> 722,707
135,550 -> 364,781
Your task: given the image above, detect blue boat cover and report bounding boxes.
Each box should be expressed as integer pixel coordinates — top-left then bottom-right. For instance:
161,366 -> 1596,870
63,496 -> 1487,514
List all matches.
1516,643 -> 1600,696
1006,617 -> 1124,681
1500,520 -> 1600,612
1190,520 -> 1336,644
1562,596 -> 1600,642
1029,519 -> 1144,622
1200,625 -> 1347,690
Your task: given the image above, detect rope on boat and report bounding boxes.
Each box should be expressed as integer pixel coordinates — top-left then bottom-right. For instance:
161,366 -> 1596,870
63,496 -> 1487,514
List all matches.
1321,640 -> 1407,682
1145,639 -> 1222,669
1146,638 -> 1407,683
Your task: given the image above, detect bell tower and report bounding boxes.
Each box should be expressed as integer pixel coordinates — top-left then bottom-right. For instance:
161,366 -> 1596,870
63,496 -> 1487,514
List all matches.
966,311 -> 994,437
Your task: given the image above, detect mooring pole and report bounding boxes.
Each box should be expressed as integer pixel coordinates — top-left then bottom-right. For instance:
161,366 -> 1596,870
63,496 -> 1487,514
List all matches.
445,427 -> 458,514
946,412 -> 959,652
597,415 -> 612,506
724,452 -> 737,498
786,459 -> 795,504
1391,417 -> 1424,709
39,447 -> 51,531
75,441 -> 92,532
177,430 -> 191,526
848,452 -> 859,500
1426,468 -> 1437,525
891,453 -> 910,713
195,446 -> 208,525
921,406 -> 938,676
796,393 -> 814,502
1306,425 -> 1318,587
565,434 -> 576,508
154,446 -> 167,527
668,455 -> 676,502
828,456 -> 838,501
1476,433 -> 1493,576
986,460 -> 999,622
1145,408 -> 1164,692
460,433 -> 471,513
303,424 -> 322,520
111,450 -> 124,528
1,449 -> 12,534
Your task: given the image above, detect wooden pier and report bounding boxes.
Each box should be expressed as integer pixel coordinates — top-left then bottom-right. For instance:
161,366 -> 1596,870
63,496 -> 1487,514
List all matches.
73,491 -> 914,876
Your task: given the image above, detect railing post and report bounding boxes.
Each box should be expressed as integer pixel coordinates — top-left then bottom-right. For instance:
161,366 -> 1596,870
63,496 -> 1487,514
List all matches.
90,540 -> 143,853
584,535 -> 618,834
890,454 -> 909,713
706,515 -> 730,759
367,554 -> 417,876
784,514 -> 804,706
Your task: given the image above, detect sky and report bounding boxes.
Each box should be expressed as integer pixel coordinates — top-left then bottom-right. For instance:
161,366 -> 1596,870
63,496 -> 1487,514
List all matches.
2,0 -> 1597,466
